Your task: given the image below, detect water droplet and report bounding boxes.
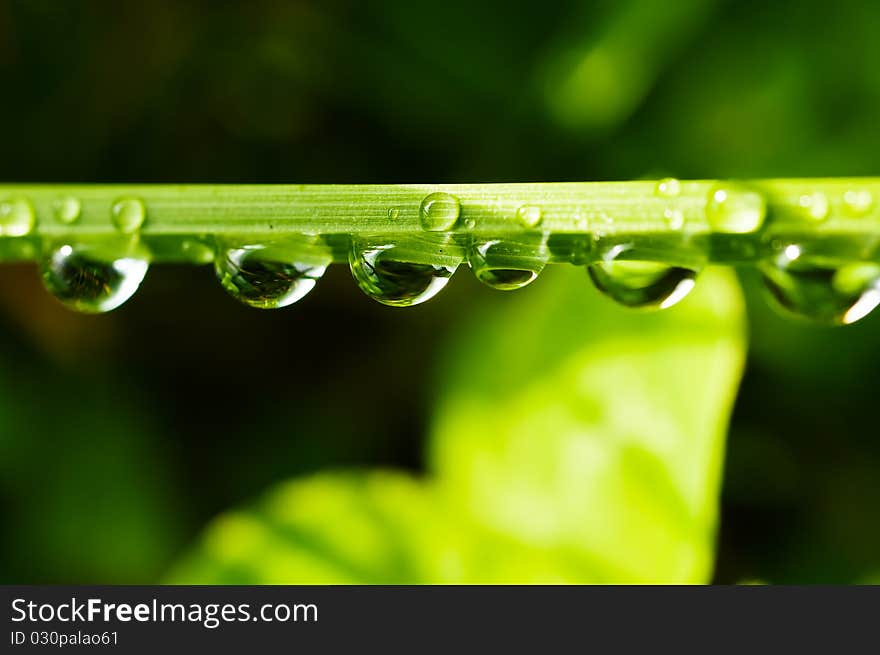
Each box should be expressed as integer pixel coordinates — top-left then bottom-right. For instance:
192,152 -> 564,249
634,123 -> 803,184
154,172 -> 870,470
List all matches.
588,244 -> 698,309
0,197 -> 35,236
216,245 -> 326,309
760,243 -> 880,324
111,197 -> 146,233
655,178 -> 681,198
798,192 -> 829,222
40,244 -> 148,313
388,208 -> 400,220
664,207 -> 684,230
842,189 -> 874,216
52,196 -> 82,224
516,205 -> 543,228
349,241 -> 457,306
468,240 -> 544,290
706,185 -> 766,233
464,217 -> 476,230
181,238 -> 215,264
419,192 -> 460,231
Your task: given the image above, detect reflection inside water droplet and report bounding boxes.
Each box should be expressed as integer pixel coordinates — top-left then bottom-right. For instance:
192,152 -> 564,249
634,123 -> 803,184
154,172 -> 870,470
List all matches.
760,242 -> 880,325
468,239 -> 545,290
588,244 -> 698,309
216,245 -> 326,309
40,243 -> 149,313
349,240 -> 457,306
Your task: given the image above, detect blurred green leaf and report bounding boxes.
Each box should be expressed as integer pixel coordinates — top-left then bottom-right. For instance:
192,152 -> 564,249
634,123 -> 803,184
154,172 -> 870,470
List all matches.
170,266 -> 744,583
429,266 -> 746,583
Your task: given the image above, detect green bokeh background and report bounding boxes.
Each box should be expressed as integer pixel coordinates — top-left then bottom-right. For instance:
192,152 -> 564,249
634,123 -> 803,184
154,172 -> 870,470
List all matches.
0,0 -> 878,583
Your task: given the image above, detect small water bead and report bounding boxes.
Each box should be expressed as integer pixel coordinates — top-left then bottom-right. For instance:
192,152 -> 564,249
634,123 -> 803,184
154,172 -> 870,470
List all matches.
468,240 -> 545,290
52,196 -> 82,224
664,207 -> 685,230
0,197 -> 35,236
760,244 -> 880,325
464,217 -> 476,230
588,244 -> 698,309
40,244 -> 149,313
843,189 -> 874,217
111,197 -> 146,233
349,241 -> 457,307
418,192 -> 460,232
516,205 -> 543,228
655,178 -> 681,198
181,238 -> 215,264
798,192 -> 829,222
706,185 -> 766,233
388,208 -> 400,220
216,245 -> 326,309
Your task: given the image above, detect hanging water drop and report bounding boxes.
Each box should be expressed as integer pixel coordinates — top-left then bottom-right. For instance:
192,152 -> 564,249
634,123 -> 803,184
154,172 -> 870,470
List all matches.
349,241 -> 457,306
40,244 -> 149,313
52,196 -> 82,224
706,185 -> 766,233
111,197 -> 146,233
215,245 -> 326,309
588,244 -> 698,309
0,197 -> 35,236
419,192 -> 460,231
516,205 -> 543,228
468,240 -> 544,290
760,243 -> 880,324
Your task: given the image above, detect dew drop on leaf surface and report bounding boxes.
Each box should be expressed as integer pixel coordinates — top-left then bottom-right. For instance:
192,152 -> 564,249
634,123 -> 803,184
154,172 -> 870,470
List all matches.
418,192 -> 461,232
0,197 -> 35,236
52,196 -> 82,224
111,197 -> 146,233
706,185 -> 766,233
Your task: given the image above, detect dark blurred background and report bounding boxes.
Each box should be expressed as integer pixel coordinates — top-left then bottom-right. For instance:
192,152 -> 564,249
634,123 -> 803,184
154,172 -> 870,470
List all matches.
0,0 -> 878,584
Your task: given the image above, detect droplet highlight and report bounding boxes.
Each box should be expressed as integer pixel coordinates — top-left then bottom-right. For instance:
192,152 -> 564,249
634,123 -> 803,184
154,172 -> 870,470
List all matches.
419,192 -> 460,232
349,241 -> 457,306
40,244 -> 149,313
760,243 -> 880,325
111,197 -> 146,233
52,196 -> 82,224
216,245 -> 326,309
706,186 -> 766,233
588,244 -> 698,309
0,197 -> 35,236
468,240 -> 544,290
